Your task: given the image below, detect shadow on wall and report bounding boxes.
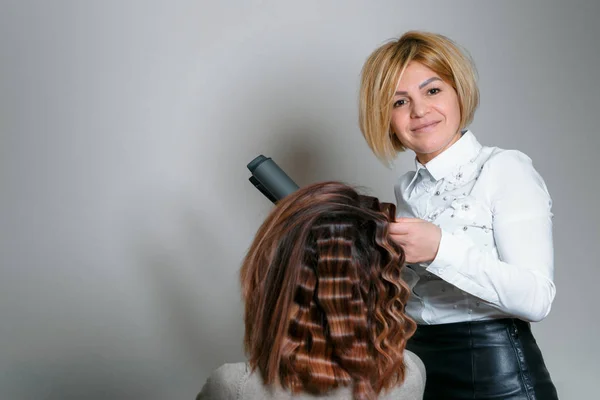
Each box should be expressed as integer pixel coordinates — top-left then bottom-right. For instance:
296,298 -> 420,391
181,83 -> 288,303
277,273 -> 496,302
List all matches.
267,125 -> 327,188
198,46 -> 347,211
202,116 -> 335,216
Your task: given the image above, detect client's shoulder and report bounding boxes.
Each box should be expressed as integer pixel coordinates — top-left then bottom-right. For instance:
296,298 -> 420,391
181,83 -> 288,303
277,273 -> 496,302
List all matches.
380,350 -> 426,400
196,362 -> 251,400
404,350 -> 426,386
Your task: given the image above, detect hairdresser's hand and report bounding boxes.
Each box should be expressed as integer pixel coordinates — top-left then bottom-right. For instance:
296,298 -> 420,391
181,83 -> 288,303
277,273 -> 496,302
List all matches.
389,217 -> 442,264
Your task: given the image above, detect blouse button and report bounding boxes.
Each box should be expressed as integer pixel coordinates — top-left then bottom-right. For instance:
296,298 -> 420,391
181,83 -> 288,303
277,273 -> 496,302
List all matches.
443,196 -> 448,201
435,191 -> 441,196
463,226 -> 468,231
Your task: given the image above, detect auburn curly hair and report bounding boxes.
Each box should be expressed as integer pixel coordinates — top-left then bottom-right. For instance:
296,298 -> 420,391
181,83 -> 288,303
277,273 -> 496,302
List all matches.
240,181 -> 416,400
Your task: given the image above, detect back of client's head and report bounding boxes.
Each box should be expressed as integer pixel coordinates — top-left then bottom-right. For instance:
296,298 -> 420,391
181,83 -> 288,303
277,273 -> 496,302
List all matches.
240,182 -> 416,400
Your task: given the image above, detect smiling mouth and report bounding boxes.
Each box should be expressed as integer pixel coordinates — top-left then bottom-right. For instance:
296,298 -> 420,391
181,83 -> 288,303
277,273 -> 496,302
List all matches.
412,121 -> 440,133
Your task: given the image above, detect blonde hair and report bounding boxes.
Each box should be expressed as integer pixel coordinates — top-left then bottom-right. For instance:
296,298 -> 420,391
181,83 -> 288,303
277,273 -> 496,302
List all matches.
359,31 -> 479,165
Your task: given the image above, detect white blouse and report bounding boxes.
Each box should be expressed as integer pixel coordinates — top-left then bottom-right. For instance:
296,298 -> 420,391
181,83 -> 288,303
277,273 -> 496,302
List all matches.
395,131 -> 555,325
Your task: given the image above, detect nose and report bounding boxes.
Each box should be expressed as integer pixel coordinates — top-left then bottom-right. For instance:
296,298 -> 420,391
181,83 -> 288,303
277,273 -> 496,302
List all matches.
411,97 -> 429,118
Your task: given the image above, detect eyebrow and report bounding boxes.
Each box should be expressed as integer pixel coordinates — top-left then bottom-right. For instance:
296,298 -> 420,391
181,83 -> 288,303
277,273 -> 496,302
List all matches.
395,77 -> 442,95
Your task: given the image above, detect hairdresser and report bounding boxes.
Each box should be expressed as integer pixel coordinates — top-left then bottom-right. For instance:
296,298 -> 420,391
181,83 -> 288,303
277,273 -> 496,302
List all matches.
358,31 -> 558,399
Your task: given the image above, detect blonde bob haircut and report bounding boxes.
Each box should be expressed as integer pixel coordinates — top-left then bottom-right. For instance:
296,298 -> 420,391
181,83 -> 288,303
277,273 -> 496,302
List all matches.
359,31 -> 479,165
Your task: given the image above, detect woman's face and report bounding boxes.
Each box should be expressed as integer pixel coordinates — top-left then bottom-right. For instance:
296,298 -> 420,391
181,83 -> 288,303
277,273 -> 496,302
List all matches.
390,62 -> 462,164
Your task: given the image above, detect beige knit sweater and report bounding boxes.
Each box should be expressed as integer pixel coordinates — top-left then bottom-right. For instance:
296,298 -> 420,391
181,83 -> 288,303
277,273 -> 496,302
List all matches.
197,350 -> 425,400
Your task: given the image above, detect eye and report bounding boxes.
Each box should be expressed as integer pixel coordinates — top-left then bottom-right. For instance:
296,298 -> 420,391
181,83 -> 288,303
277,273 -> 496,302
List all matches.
428,87 -> 441,95
393,99 -> 408,108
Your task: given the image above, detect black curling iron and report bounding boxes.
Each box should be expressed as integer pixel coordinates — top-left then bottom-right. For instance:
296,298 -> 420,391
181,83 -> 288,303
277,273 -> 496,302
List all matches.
247,155 -> 299,203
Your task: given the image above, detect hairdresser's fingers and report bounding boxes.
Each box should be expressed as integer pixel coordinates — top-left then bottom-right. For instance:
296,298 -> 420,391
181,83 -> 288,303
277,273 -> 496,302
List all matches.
388,221 -> 415,235
389,232 -> 406,243
389,219 -> 442,263
389,234 -> 412,252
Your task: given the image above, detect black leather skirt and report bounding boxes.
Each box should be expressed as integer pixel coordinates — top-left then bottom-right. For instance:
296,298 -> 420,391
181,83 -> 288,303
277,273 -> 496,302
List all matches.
406,318 -> 558,400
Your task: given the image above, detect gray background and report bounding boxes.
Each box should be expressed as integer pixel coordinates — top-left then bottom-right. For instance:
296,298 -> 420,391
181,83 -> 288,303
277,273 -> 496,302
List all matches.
1,1 -> 598,399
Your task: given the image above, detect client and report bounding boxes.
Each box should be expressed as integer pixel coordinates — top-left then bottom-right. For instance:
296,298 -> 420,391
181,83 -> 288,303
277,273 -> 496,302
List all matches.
197,182 -> 425,399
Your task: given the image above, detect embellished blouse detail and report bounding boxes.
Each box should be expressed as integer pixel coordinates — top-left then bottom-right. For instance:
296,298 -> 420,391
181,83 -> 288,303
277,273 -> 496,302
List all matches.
394,131 -> 555,324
